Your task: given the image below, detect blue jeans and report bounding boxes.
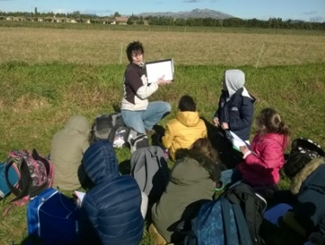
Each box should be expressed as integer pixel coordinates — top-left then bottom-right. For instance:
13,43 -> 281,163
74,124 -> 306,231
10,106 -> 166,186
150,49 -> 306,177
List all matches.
121,101 -> 171,134
219,169 -> 242,189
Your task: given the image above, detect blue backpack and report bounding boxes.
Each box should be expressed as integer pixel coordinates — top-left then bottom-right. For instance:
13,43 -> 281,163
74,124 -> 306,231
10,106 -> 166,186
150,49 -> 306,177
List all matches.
27,188 -> 80,245
183,198 -> 253,245
0,162 -> 19,200
182,183 -> 267,245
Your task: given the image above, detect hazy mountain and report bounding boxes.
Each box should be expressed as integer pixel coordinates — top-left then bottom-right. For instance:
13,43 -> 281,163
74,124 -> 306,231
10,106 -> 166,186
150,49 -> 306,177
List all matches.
137,8 -> 234,19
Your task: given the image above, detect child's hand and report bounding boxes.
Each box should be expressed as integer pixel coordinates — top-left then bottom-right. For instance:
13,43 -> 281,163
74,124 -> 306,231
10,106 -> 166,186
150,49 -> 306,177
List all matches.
240,145 -> 249,155
213,117 -> 219,126
221,122 -> 229,130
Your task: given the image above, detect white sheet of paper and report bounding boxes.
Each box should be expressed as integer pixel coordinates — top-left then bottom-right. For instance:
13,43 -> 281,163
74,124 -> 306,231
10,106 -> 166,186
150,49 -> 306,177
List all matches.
145,59 -> 174,84
229,131 -> 247,151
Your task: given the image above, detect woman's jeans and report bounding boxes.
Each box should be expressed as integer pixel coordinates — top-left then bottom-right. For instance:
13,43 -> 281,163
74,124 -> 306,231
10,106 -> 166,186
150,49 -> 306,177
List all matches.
121,101 -> 171,134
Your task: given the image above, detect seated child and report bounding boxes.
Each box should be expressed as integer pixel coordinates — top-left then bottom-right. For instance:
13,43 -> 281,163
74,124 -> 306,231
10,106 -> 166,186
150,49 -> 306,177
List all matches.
219,108 -> 290,192
213,69 -> 255,142
79,140 -> 144,245
282,153 -> 325,242
50,115 -> 89,191
151,138 -> 220,244
162,95 -> 207,160
238,108 -> 290,189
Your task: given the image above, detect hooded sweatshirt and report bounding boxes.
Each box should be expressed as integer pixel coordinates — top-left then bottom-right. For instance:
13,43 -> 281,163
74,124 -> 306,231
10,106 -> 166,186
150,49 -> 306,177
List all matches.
162,111 -> 207,160
289,158 -> 325,236
121,63 -> 159,111
151,148 -> 220,243
79,140 -> 144,245
214,69 -> 255,141
50,115 -> 89,191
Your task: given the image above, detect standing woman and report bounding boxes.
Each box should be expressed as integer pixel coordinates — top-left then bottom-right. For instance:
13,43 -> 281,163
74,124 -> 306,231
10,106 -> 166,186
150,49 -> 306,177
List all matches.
121,41 -> 172,135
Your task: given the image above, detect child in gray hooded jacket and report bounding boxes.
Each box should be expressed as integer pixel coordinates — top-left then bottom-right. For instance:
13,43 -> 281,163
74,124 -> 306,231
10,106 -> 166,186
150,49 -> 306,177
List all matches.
213,69 -> 255,142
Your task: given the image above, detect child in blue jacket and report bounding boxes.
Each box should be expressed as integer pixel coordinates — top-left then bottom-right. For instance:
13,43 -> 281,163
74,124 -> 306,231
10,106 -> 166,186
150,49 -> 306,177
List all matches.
213,69 -> 255,142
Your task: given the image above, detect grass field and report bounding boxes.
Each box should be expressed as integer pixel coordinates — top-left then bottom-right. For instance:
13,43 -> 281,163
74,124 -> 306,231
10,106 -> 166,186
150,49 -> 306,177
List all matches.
0,26 -> 325,244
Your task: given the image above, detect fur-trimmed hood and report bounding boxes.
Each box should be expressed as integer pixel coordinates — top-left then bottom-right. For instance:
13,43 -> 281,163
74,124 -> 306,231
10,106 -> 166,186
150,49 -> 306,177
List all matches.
290,158 -> 325,195
173,148 -> 221,183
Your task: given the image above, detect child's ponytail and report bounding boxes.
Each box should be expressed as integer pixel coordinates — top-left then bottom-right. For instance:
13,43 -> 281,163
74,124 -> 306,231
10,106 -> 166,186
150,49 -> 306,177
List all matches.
257,108 -> 290,138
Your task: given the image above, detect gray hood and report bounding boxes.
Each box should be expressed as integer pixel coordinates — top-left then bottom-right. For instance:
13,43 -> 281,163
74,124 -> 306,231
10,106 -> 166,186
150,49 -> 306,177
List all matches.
225,69 -> 252,100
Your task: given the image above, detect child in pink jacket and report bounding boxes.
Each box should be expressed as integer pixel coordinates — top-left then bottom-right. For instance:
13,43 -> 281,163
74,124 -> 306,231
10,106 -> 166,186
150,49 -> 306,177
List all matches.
238,108 -> 290,188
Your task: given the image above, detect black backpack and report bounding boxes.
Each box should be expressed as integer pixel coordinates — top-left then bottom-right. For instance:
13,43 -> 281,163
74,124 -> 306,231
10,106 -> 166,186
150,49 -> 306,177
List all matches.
221,183 -> 267,245
290,137 -> 325,159
89,113 -> 124,144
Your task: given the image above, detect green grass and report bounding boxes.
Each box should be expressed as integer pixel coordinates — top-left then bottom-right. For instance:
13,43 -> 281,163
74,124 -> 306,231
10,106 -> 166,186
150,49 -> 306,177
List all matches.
0,61 -> 325,244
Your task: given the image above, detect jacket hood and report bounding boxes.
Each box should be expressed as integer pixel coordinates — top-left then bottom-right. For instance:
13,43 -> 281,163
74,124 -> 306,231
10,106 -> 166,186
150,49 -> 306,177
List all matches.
225,69 -> 245,99
290,158 -> 325,195
172,148 -> 220,185
64,115 -> 89,137
176,111 -> 200,127
82,140 -> 119,185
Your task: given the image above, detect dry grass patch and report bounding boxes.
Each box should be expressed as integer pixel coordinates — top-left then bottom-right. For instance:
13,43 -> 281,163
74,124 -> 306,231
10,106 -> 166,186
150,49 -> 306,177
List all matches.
0,27 -> 325,67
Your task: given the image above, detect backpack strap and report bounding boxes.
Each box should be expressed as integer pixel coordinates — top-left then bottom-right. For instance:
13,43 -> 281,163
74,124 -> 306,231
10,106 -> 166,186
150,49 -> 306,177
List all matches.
220,198 -> 233,244
5,158 -> 31,203
232,203 -> 253,245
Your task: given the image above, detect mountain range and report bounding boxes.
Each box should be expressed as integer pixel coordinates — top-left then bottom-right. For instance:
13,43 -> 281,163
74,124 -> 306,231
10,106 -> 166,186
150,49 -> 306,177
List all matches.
137,8 -> 234,19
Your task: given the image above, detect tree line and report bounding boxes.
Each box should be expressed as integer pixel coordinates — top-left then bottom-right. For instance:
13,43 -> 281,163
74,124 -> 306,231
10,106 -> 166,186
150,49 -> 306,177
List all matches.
0,11 -> 324,30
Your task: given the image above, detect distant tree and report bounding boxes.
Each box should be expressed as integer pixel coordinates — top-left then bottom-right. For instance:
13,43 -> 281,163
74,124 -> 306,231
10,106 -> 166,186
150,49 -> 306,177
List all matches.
114,12 -> 121,17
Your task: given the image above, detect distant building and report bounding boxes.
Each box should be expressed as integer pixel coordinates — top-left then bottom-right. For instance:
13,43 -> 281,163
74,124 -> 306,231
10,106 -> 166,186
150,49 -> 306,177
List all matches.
115,16 -> 129,25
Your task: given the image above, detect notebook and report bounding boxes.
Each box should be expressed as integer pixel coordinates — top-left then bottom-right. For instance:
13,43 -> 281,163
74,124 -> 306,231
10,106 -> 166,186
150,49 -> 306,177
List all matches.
144,58 -> 174,84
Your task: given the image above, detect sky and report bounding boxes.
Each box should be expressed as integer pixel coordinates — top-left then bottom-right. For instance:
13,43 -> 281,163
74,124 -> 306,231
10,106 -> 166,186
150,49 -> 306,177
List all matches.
0,0 -> 324,22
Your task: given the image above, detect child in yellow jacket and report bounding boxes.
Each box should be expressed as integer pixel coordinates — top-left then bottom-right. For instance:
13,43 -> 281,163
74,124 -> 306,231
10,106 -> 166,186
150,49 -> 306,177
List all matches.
162,95 -> 207,160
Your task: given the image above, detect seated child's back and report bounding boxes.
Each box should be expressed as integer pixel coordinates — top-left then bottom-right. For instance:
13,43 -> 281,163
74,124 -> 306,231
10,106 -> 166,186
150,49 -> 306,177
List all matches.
50,115 -> 89,191
162,95 -> 207,160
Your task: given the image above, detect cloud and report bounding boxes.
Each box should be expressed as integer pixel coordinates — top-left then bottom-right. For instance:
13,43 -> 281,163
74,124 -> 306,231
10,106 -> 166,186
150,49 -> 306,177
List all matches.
183,0 -> 201,3
309,16 -> 325,22
82,9 -> 114,16
53,9 -> 67,14
303,11 -> 318,15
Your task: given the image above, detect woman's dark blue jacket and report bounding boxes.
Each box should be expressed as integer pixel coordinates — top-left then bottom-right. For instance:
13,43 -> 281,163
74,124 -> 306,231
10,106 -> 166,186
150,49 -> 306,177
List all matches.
79,140 -> 143,245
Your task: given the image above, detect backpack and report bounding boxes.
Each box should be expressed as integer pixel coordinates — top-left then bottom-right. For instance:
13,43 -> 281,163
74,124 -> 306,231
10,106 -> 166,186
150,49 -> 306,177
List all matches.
89,113 -> 124,144
130,146 -> 169,204
89,113 -> 146,151
183,198 -> 253,245
290,137 -> 325,159
221,183 -> 267,245
0,162 -> 19,200
182,183 -> 266,245
5,149 -> 54,204
27,188 -> 80,245
129,133 -> 150,153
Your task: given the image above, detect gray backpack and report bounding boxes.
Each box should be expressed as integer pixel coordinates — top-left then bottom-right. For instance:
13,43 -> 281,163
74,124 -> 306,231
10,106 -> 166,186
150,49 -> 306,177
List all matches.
130,146 -> 169,203
89,113 -> 124,144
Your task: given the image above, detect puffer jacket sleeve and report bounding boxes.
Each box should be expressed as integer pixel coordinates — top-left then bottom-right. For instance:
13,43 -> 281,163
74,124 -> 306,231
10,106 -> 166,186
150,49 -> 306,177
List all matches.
80,196 -> 100,244
244,139 -> 284,169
